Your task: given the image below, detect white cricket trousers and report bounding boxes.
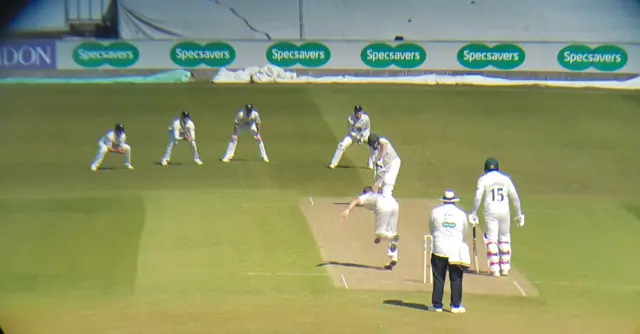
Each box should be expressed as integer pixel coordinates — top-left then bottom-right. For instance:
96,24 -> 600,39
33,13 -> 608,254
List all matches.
483,212 -> 512,274
223,125 -> 268,160
374,158 -> 401,196
375,197 -> 400,261
162,131 -> 201,163
91,142 -> 131,167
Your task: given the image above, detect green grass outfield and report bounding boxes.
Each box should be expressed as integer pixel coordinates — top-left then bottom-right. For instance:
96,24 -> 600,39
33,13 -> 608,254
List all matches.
0,84 -> 639,334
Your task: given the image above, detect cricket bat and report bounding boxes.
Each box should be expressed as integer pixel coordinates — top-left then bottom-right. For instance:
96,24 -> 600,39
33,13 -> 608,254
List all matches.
473,226 -> 480,273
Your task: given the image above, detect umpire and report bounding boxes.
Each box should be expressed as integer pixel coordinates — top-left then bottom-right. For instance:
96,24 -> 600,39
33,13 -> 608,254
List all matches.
429,190 -> 472,314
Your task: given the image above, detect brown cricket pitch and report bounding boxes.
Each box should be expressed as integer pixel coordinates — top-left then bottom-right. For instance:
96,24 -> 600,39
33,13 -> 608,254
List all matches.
300,197 -> 539,297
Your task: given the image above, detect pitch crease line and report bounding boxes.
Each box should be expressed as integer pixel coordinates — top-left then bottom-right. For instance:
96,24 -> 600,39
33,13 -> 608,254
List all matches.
513,280 -> 527,296
341,274 -> 349,289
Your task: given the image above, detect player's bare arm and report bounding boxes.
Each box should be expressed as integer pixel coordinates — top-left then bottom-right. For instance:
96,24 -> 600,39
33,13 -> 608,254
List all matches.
341,197 -> 363,219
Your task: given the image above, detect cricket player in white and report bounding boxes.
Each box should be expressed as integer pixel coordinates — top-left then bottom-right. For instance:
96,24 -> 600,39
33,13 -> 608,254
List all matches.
368,133 -> 401,196
161,110 -> 203,166
429,190 -> 472,313
468,158 -> 525,277
341,186 -> 400,270
221,104 -> 269,163
329,105 -> 375,169
90,123 -> 133,171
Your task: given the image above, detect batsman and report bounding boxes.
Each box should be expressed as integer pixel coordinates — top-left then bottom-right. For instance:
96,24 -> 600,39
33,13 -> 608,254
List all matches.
468,158 -> 525,277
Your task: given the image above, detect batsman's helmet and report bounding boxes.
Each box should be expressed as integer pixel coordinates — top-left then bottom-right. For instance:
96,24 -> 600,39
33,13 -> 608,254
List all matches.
181,110 -> 190,120
484,158 -> 499,172
114,123 -> 124,134
245,104 -> 253,113
367,133 -> 380,148
354,105 -> 363,113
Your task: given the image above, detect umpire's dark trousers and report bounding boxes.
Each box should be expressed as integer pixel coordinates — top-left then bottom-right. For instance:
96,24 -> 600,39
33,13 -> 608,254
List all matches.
431,253 -> 464,308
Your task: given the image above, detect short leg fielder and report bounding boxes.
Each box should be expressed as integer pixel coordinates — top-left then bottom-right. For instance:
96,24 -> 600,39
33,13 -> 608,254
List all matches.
222,125 -> 268,162
91,142 -> 132,170
483,212 -> 511,276
162,131 -> 202,166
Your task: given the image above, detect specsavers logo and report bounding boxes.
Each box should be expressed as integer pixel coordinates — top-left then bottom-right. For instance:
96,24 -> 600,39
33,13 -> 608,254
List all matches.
457,43 -> 525,70
557,44 -> 628,72
266,42 -> 331,67
170,41 -> 236,67
73,42 -> 139,68
360,43 -> 426,69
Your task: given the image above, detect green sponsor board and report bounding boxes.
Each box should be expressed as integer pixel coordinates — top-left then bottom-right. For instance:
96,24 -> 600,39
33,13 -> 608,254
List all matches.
557,44 -> 628,72
266,42 -> 331,67
360,43 -> 426,69
457,43 -> 525,70
72,42 -> 139,68
170,41 -> 236,67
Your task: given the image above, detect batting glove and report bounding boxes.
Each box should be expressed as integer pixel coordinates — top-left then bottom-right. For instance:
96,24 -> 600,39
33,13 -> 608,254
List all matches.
515,214 -> 525,227
468,214 -> 479,226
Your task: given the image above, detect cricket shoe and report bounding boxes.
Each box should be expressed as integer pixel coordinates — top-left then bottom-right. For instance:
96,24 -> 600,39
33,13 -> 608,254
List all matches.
125,164 -> 134,170
500,269 -> 509,276
221,157 -> 231,163
195,159 -> 204,166
384,260 -> 397,270
263,157 -> 269,163
161,160 -> 169,166
368,164 -> 374,169
90,165 -> 99,171
329,164 -> 336,169
491,270 -> 501,277
428,306 -> 443,313
450,306 -> 466,314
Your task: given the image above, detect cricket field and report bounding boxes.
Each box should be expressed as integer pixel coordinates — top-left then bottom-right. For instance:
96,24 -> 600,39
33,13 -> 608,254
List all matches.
0,84 -> 639,333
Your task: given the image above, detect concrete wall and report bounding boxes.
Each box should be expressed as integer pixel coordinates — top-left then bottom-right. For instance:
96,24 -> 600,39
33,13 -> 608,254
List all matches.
302,0 -> 640,42
10,0 -> 640,42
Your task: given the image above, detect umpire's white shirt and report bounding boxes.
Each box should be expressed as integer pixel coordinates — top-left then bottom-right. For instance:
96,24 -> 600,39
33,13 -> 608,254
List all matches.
430,203 -> 471,266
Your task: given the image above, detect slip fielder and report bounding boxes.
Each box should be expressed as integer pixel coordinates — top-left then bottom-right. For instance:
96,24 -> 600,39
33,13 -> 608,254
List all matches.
161,110 -> 203,166
221,104 -> 269,163
329,105 -> 375,169
468,158 -> 525,277
368,133 -> 401,196
341,186 -> 400,270
90,123 -> 133,171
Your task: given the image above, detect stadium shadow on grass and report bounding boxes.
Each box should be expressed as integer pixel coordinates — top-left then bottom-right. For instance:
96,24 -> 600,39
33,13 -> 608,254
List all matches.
382,299 -> 431,311
0,196 -> 145,295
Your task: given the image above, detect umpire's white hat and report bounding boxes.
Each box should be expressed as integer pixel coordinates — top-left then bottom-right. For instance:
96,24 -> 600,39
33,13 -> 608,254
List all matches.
439,190 -> 460,202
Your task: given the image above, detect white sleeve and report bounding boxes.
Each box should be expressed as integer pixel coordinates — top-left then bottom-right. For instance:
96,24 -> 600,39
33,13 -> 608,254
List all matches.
254,111 -> 261,124
186,121 -> 195,138
362,116 -> 371,138
429,212 -> 436,235
508,178 -> 523,215
120,133 -> 127,144
471,178 -> 484,215
234,112 -> 242,124
172,119 -> 181,138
